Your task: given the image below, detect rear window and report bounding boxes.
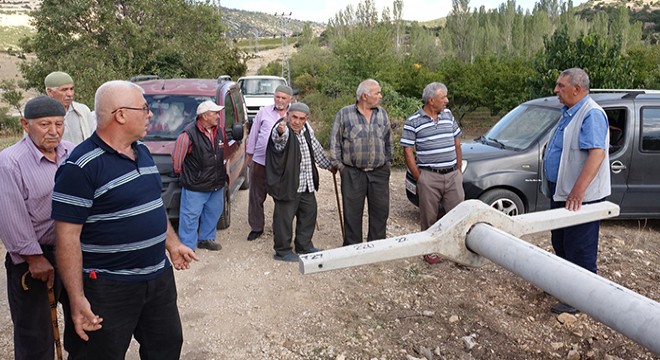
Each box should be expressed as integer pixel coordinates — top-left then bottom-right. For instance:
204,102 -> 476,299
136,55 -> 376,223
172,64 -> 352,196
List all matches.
641,107 -> 660,151
239,78 -> 286,96
143,95 -> 213,140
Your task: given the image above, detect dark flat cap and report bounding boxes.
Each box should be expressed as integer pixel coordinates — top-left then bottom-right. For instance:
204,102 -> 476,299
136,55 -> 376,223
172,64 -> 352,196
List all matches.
24,96 -> 66,119
289,102 -> 310,115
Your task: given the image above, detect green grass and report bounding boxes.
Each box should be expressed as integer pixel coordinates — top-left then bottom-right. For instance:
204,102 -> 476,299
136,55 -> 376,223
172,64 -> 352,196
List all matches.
235,36 -> 299,52
0,135 -> 21,150
0,26 -> 33,51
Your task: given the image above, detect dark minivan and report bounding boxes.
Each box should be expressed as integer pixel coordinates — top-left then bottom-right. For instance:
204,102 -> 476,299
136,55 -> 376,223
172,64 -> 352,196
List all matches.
406,90 -> 660,219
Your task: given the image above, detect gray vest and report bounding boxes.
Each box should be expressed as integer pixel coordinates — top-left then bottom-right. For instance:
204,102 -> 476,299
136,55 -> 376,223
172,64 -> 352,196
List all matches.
542,97 -> 611,202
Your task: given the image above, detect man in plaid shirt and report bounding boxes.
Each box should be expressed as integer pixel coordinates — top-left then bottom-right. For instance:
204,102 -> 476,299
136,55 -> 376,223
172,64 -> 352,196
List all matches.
265,103 -> 335,262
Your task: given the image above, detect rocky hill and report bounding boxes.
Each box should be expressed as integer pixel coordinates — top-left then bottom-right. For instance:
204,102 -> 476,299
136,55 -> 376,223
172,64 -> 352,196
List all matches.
221,7 -> 325,39
0,1 -> 324,39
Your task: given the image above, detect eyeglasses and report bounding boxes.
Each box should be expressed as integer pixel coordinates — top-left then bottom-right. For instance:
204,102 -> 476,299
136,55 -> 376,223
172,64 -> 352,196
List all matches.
111,104 -> 150,114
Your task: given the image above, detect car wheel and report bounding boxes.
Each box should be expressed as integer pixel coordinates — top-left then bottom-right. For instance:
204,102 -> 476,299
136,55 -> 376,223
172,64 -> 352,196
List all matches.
478,189 -> 524,216
217,188 -> 231,229
239,163 -> 250,190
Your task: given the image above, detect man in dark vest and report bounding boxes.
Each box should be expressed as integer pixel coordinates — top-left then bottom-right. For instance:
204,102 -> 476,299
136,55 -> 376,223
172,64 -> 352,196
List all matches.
266,103 -> 335,262
172,100 -> 227,251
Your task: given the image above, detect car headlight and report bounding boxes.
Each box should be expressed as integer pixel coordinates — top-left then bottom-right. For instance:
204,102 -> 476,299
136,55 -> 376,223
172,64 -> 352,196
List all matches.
461,160 -> 468,173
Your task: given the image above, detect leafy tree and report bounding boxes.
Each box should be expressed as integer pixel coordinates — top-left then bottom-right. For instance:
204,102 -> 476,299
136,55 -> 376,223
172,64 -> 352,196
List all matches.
444,0 -> 477,62
0,80 -> 24,117
20,0 -> 246,106
529,25 -> 634,97
628,46 -> 660,89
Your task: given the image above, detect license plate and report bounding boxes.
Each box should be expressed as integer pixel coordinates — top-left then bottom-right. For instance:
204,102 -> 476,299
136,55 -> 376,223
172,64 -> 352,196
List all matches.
405,177 -> 416,195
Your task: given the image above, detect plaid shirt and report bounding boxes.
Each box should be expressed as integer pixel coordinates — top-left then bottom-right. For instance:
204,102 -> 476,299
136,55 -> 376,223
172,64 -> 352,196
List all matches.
272,124 -> 332,193
329,104 -> 392,171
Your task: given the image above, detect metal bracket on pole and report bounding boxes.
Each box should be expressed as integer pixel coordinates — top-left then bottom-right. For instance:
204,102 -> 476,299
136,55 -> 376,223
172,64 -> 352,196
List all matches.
298,200 -> 660,354
299,199 -> 620,274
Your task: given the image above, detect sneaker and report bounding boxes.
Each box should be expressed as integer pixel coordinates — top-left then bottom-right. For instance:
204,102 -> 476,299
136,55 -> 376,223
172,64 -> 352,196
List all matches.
298,247 -> 322,254
247,230 -> 263,241
197,240 -> 222,251
273,253 -> 299,262
551,302 -> 579,314
423,254 -> 444,264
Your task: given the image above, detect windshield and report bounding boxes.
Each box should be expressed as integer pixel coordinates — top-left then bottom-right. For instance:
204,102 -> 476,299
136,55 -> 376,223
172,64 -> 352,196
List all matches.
143,95 -> 213,140
480,105 -> 561,150
239,78 -> 286,96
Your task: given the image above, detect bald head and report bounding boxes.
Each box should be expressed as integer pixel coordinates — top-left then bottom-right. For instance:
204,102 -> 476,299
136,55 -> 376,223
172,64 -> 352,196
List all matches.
94,80 -> 144,128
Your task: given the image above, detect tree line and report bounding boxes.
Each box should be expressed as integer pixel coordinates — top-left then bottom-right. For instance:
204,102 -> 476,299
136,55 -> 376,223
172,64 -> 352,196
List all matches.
252,0 -> 660,165
6,0 -> 660,163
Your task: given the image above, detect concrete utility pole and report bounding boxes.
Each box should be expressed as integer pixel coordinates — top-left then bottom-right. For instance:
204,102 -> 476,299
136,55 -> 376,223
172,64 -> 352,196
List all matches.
274,12 -> 292,84
298,200 -> 660,354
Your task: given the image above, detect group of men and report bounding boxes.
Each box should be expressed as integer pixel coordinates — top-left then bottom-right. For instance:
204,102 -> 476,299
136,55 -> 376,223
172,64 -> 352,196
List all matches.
245,70 -> 611,319
0,75 -> 197,360
246,79 -> 396,262
0,67 -> 610,358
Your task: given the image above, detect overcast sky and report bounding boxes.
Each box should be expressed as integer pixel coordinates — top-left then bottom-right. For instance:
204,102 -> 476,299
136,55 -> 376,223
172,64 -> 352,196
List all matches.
221,0 -> 587,23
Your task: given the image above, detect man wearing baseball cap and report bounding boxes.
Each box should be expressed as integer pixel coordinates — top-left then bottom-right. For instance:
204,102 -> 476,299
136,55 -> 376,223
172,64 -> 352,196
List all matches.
172,100 -> 226,251
0,96 -> 75,359
44,71 -> 95,144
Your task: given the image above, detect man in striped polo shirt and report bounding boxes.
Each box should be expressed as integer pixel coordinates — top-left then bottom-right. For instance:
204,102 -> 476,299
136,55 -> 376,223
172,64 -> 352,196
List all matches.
52,80 -> 197,359
401,82 -> 464,264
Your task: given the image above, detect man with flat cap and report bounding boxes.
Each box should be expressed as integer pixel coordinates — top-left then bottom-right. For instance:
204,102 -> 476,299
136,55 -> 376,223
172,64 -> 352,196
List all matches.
172,100 -> 227,251
245,84 -> 294,241
45,71 -> 95,144
0,96 -> 75,360
266,102 -> 335,262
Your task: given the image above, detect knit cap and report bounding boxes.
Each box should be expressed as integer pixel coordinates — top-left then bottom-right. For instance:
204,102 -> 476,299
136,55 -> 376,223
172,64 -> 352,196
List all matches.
24,96 -> 66,119
44,71 -> 74,88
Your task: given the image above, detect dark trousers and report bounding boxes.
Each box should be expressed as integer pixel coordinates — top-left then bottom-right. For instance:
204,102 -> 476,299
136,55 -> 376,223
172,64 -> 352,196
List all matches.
550,197 -> 603,274
66,266 -> 183,360
340,165 -> 390,246
5,249 -> 71,360
272,191 -> 317,256
248,161 -> 267,232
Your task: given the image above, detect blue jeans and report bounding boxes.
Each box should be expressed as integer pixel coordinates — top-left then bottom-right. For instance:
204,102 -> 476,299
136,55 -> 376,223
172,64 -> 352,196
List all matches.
179,187 -> 224,250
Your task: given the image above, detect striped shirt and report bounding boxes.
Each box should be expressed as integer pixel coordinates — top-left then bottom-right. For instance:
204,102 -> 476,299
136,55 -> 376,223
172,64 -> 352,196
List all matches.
271,123 -> 332,193
400,108 -> 462,168
0,137 -> 74,265
329,104 -> 392,171
52,133 -> 169,281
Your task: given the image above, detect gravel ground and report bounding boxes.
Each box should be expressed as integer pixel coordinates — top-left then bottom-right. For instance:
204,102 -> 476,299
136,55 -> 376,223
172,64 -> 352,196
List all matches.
1,169 -> 658,359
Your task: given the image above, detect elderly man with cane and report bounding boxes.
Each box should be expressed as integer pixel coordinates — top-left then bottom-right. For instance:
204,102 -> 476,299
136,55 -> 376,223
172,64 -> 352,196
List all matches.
266,102 -> 335,262
0,96 -> 75,360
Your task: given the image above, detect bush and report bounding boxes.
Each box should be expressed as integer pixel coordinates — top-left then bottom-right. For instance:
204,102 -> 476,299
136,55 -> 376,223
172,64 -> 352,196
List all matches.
0,107 -> 22,135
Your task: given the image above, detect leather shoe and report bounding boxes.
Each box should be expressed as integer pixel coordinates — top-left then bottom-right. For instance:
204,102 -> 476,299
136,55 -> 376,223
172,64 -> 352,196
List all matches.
423,254 -> 444,264
551,302 -> 578,314
298,247 -> 322,254
197,240 -> 222,251
273,253 -> 299,262
247,230 -> 263,241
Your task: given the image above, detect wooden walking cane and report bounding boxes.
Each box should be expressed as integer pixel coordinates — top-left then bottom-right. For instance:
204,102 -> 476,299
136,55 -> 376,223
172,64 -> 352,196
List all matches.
21,271 -> 63,360
332,172 -> 345,239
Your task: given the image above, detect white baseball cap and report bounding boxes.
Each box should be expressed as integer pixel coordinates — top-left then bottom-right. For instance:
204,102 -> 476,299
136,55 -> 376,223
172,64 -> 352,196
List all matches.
196,100 -> 224,115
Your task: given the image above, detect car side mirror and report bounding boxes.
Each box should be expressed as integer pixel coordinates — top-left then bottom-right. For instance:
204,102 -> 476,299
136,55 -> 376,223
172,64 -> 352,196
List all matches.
231,123 -> 244,142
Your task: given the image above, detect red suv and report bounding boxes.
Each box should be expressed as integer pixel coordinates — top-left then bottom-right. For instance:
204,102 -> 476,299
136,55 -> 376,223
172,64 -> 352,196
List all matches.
134,76 -> 250,228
